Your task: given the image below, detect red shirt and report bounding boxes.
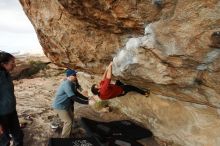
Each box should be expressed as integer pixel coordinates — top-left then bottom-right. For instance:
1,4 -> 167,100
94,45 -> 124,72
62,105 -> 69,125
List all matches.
99,79 -> 123,100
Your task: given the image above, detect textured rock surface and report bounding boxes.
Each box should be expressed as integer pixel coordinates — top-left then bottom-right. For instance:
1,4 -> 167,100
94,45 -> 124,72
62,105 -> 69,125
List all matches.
19,0 -> 176,72
19,0 -> 220,146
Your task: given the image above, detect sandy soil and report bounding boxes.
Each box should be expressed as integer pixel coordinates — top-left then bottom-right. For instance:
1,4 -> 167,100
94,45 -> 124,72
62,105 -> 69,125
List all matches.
11,55 -> 162,146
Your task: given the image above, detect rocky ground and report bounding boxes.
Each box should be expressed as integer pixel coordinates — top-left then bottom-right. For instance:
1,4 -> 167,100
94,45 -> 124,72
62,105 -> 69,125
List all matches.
12,55 -> 162,146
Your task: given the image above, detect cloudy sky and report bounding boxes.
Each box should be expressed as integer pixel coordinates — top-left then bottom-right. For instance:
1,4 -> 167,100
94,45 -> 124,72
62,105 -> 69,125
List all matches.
0,0 -> 42,54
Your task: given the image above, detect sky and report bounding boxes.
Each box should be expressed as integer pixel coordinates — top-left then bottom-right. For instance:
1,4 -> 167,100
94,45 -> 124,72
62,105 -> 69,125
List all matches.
0,0 -> 43,54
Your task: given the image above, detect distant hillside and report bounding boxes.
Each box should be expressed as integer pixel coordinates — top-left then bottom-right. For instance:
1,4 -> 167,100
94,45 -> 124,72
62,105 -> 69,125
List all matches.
12,55 -> 64,80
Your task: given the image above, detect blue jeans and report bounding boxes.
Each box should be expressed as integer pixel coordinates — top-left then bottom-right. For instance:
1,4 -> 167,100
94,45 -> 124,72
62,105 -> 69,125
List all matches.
0,110 -> 23,146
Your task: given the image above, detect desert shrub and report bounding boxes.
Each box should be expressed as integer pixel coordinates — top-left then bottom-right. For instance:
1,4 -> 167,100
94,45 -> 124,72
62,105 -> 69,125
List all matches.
19,60 -> 48,78
94,100 -> 109,110
54,69 -> 66,76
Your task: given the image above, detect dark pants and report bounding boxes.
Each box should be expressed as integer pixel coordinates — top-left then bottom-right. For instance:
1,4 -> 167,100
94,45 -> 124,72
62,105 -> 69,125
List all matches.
115,80 -> 146,96
0,110 -> 24,146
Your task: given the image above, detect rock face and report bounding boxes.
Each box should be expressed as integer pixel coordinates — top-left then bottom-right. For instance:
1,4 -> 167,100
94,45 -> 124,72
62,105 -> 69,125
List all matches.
19,0 -> 175,72
19,0 -> 220,146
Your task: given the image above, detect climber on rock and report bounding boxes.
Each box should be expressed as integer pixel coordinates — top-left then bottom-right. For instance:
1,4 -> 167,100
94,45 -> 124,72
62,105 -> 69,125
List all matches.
91,61 -> 150,100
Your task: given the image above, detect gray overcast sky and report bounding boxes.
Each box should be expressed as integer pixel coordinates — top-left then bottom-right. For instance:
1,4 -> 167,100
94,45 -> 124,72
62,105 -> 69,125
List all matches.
0,0 -> 42,54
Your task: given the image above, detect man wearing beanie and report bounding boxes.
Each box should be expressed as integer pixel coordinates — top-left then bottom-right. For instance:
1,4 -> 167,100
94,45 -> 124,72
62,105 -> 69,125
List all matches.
52,69 -> 91,138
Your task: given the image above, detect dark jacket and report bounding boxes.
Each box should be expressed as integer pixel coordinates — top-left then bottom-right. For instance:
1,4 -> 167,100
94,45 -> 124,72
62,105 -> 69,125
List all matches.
0,70 -> 16,115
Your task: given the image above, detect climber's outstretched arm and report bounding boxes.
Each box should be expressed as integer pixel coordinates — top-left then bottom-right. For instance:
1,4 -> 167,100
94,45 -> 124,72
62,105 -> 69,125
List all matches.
106,62 -> 113,80
102,68 -> 108,80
